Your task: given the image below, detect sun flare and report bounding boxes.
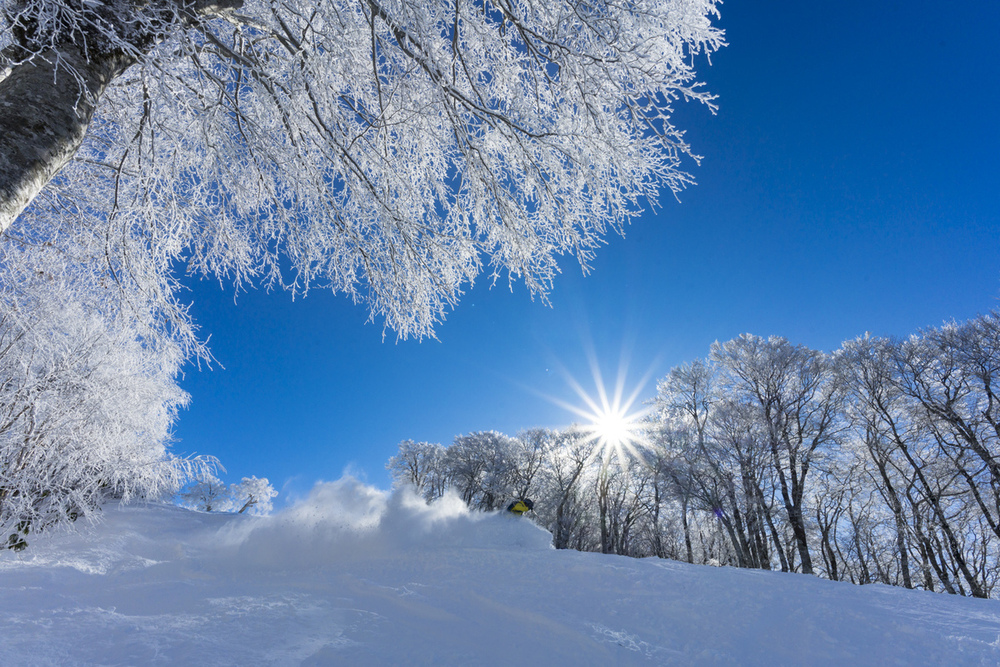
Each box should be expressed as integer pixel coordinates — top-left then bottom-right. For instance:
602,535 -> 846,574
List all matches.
540,347 -> 656,464
581,402 -> 649,463
592,408 -> 634,449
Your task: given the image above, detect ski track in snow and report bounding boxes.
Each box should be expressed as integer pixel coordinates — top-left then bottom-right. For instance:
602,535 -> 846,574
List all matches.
1,479 -> 999,666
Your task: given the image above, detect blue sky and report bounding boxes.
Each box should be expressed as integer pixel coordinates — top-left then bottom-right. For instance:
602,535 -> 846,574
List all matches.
173,0 -> 1000,499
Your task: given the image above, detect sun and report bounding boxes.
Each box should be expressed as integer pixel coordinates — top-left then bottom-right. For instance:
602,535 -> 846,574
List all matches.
580,401 -> 649,463
540,348 -> 656,464
595,410 -> 630,445
592,408 -> 634,450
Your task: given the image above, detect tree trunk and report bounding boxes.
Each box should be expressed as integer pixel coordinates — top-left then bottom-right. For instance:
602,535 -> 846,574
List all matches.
894,441 -> 987,597
0,45 -> 130,233
877,465 -> 914,589
680,494 -> 694,564
770,440 -> 814,573
0,0 -> 243,234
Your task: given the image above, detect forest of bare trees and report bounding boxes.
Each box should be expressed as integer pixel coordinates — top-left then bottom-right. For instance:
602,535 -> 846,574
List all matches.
387,312 -> 1000,598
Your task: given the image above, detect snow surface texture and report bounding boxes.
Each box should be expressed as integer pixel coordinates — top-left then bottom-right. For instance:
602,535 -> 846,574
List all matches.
1,478 -> 999,666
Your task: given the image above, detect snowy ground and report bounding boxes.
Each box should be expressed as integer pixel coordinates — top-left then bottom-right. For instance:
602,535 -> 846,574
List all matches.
2,479 -> 999,666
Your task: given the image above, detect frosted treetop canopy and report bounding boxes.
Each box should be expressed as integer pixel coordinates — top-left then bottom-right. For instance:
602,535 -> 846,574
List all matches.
0,0 -> 723,336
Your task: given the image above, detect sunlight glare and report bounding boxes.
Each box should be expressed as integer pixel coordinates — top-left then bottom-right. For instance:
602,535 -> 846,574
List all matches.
539,342 -> 658,465
593,408 -> 632,449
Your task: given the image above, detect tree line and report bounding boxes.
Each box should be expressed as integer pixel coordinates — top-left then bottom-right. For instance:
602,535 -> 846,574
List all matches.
388,313 -> 1000,598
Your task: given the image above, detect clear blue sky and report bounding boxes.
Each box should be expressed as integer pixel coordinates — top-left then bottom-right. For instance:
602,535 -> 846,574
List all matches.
173,0 -> 1000,500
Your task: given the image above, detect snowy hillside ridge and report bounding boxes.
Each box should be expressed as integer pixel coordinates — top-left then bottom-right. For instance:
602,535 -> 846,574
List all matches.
0,479 -> 551,574
1,479 -> 999,666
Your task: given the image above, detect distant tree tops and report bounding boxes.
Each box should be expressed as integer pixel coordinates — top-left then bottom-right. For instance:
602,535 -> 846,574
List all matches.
387,311 -> 1000,599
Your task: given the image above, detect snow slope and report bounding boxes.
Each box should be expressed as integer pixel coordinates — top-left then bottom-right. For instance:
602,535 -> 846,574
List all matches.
1,478 -> 998,666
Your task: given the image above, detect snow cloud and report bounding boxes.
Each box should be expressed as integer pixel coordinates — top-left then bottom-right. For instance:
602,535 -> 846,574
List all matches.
217,478 -> 552,569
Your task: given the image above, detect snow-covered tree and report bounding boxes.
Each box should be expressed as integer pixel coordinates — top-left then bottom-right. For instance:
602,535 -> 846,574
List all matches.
178,473 -> 277,514
177,472 -> 229,513
0,225 -> 215,547
386,439 -> 448,501
445,431 -> 518,510
2,0 -> 724,337
710,335 -> 845,575
228,475 -> 277,514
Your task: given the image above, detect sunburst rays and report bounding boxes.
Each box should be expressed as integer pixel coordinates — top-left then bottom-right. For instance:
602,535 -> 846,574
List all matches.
544,344 -> 657,465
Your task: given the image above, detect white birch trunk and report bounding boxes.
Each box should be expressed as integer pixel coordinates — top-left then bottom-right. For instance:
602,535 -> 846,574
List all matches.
0,45 -> 127,233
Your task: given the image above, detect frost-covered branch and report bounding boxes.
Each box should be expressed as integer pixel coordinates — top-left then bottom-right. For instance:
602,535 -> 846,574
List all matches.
3,0 -> 724,337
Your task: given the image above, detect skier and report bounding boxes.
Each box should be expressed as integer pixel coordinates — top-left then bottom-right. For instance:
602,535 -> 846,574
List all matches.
506,498 -> 534,516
